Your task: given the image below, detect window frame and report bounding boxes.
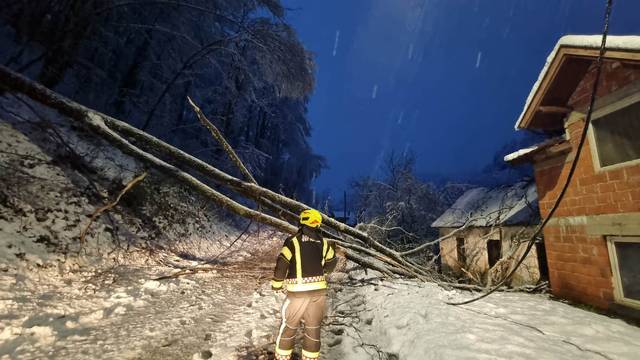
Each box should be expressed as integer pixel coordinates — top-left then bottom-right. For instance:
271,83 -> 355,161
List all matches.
588,91 -> 640,172
606,236 -> 640,310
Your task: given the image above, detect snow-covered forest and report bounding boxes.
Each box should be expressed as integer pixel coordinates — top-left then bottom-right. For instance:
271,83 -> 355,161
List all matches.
2,1 -> 640,359
2,0 -> 324,201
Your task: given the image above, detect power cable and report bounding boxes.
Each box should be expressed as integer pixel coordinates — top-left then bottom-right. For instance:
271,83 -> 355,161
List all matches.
447,0 -> 614,306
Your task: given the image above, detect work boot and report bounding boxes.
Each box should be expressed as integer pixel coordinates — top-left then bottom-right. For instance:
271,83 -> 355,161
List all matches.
274,352 -> 292,360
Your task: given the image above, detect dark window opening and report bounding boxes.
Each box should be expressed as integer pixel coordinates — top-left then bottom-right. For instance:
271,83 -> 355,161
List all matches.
456,237 -> 466,264
487,240 -> 502,268
536,241 -> 549,281
613,240 -> 640,302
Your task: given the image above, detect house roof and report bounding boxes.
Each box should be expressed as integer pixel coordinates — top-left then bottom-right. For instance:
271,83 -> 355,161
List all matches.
431,181 -> 539,228
515,35 -> 640,131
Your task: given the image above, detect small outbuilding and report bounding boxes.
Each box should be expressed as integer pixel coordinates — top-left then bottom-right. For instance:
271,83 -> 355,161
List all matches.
432,181 -> 547,286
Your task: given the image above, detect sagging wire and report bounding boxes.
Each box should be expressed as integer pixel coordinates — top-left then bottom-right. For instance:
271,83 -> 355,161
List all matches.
447,0 -> 614,306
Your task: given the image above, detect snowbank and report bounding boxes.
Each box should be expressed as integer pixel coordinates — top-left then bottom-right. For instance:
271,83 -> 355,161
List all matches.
329,273 -> 640,359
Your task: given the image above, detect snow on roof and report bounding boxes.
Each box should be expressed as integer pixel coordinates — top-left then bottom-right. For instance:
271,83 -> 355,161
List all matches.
503,136 -> 566,163
504,146 -> 539,163
431,181 -> 539,228
514,35 -> 640,130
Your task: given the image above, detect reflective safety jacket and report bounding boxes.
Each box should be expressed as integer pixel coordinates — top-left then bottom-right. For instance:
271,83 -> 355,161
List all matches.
271,226 -> 337,292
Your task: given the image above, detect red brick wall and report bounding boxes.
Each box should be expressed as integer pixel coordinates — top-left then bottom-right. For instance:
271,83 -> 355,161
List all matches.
533,63 -> 640,309
541,223 -> 614,308
569,60 -> 640,110
536,125 -> 640,218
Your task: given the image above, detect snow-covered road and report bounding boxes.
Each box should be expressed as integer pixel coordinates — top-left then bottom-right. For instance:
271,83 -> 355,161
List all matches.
2,266 -> 639,360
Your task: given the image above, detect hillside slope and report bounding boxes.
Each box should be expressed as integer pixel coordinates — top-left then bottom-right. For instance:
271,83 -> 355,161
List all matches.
0,94 -> 284,359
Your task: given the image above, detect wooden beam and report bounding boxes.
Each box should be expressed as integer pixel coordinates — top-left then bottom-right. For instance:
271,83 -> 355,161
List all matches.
564,47 -> 640,62
537,106 -> 573,114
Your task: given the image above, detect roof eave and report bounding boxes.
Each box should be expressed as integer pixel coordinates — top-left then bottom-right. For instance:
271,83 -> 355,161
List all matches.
515,35 -> 640,131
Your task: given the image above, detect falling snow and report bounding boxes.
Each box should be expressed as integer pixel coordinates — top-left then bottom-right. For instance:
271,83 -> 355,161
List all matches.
476,51 -> 483,68
403,142 -> 411,157
332,30 -> 340,57
371,84 -> 378,99
503,24 -> 511,38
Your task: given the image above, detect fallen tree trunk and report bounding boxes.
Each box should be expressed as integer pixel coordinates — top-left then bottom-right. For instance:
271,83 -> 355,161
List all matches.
187,96 -> 312,233
0,65 -> 296,233
185,96 -> 428,278
106,116 -> 372,246
0,64 -> 422,278
187,96 -> 257,184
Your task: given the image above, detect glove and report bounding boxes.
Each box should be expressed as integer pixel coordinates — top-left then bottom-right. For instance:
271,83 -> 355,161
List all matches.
271,279 -> 284,292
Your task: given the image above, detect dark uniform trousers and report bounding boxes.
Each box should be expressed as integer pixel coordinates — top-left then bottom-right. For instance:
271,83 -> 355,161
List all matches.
275,290 -> 326,360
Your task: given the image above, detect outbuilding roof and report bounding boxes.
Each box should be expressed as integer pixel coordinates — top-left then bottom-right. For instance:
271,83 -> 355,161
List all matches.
431,181 -> 539,228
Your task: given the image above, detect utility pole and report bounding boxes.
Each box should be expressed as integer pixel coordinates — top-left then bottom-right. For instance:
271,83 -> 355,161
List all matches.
343,190 -> 347,224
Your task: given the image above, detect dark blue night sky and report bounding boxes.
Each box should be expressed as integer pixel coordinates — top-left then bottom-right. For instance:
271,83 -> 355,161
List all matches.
283,0 -> 640,195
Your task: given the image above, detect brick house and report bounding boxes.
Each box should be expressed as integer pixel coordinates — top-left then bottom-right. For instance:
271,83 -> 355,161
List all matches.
432,181 -> 546,286
506,35 -> 640,315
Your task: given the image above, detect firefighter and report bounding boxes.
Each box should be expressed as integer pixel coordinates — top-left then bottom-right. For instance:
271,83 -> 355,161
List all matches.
271,209 -> 338,360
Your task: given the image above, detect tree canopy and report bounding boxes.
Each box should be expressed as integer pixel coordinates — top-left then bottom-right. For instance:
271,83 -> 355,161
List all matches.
3,0 -> 324,201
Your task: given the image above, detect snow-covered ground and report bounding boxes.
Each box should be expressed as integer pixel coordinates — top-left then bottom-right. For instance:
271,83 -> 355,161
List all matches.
0,257 -> 289,360
0,94 -> 287,359
2,93 -> 640,360
4,267 -> 639,360
329,272 -> 640,360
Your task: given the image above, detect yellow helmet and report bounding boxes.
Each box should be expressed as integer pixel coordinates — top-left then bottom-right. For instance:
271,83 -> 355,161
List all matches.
300,209 -> 322,228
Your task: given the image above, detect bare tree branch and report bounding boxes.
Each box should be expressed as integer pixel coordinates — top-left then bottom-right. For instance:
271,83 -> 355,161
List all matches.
79,172 -> 148,244
188,96 -> 256,183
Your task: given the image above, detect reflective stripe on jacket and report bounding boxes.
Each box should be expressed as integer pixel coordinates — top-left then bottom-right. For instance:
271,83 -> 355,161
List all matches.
272,226 -> 337,292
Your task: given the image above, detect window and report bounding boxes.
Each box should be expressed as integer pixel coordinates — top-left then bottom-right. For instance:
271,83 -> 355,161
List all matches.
607,236 -> 640,309
591,98 -> 640,169
535,241 -> 549,281
487,240 -> 502,268
456,237 -> 466,264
